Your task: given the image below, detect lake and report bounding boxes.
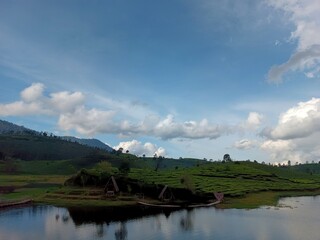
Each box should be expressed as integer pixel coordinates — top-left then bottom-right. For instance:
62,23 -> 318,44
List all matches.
0,196 -> 319,240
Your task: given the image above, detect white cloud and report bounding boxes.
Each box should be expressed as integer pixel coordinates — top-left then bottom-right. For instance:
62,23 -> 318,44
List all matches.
0,83 -> 85,116
114,140 -> 166,157
246,112 -> 263,128
266,98 -> 320,140
1,83 -> 263,140
50,91 -> 85,113
234,139 -> 258,150
149,115 -> 230,140
268,45 -> 320,82
0,100 -> 49,116
0,83 -> 50,116
267,0 -> 320,82
55,101 -> 263,139
260,139 -> 303,163
260,97 -> 320,163
20,82 -> 45,102
58,106 -> 116,135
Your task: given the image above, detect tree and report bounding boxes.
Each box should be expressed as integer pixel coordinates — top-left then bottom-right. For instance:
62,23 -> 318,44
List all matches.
118,160 -> 130,175
0,151 -> 5,160
116,147 -> 123,156
180,174 -> 195,193
96,161 -> 112,175
154,156 -> 164,171
223,154 -> 232,162
4,159 -> 18,174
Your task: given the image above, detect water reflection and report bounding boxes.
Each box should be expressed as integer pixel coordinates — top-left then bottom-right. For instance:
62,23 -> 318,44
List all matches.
0,196 -> 319,240
67,205 -> 178,226
114,222 -> 127,240
95,223 -> 105,238
180,209 -> 194,232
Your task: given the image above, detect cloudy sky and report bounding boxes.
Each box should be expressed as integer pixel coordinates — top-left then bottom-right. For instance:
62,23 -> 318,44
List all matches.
1,0 -> 320,163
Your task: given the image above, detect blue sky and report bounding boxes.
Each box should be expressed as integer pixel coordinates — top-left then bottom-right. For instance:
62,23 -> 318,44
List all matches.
1,0 -> 320,163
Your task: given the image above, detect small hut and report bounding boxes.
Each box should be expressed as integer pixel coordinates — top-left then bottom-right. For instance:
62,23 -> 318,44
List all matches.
104,176 -> 119,197
158,185 -> 175,202
214,192 -> 224,202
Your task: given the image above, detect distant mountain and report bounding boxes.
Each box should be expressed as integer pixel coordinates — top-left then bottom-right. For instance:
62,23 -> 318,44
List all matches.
0,119 -> 114,153
61,136 -> 114,152
0,119 -> 38,135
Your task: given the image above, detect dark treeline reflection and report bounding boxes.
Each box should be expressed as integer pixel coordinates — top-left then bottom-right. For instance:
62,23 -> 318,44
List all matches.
2,196 -> 319,240
180,209 -> 194,232
115,223 -> 127,240
66,206 -> 179,240
67,206 -> 176,226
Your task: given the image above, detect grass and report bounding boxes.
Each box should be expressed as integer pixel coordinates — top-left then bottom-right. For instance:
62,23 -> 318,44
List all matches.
0,175 -> 140,207
127,161 -> 320,197
220,189 -> 320,209
0,175 -> 68,201
1,160 -> 320,209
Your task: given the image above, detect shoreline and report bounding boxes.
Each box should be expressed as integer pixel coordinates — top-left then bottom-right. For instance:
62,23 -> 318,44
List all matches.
0,199 -> 33,209
1,189 -> 320,212
34,189 -> 320,210
219,189 -> 320,209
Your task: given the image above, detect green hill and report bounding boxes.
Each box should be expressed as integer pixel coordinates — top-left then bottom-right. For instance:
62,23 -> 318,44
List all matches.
0,134 -> 104,161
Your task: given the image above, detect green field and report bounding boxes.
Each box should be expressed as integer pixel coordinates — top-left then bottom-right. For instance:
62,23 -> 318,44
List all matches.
1,160 -> 320,209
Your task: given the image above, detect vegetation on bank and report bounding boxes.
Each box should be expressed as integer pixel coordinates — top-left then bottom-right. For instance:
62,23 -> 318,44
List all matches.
1,123 -> 320,209
1,158 -> 320,209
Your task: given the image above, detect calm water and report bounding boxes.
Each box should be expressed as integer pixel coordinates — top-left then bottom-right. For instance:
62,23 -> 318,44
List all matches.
0,196 -> 320,240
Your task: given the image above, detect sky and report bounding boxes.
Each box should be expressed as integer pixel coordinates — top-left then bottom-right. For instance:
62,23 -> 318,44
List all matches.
1,0 -> 320,164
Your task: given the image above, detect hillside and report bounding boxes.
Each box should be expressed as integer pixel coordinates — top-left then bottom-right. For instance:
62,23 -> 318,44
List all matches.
0,119 -> 37,135
291,163 -> 320,174
0,119 -> 114,152
0,134 -> 106,161
61,136 -> 113,152
53,160 -> 320,208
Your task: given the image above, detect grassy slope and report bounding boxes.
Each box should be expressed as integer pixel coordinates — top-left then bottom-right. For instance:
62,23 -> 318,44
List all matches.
128,161 -> 320,196
1,160 -> 320,209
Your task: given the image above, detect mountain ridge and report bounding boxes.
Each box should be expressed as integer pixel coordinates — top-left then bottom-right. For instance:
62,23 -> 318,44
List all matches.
0,119 -> 113,152
61,136 -> 113,152
0,119 -> 37,135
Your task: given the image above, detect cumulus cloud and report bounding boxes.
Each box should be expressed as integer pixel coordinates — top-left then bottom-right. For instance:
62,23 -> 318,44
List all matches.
268,45 -> 320,82
149,115 -> 231,140
58,107 -> 116,135
234,139 -> 258,150
263,98 -> 320,140
1,83 -> 263,140
20,82 -> 45,102
0,82 -> 85,116
245,112 -> 263,129
260,97 -> 320,163
260,139 -> 304,163
0,100 -> 49,116
267,0 -> 320,82
58,112 -> 232,139
50,91 -> 85,113
114,140 -> 166,157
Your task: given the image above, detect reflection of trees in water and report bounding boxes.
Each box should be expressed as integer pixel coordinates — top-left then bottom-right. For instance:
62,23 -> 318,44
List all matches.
62,214 -> 69,223
54,209 -> 70,224
115,222 -> 127,240
155,215 -> 162,231
96,223 -> 107,238
29,205 -> 48,217
180,210 -> 194,232
164,210 -> 171,218
154,210 -> 172,232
